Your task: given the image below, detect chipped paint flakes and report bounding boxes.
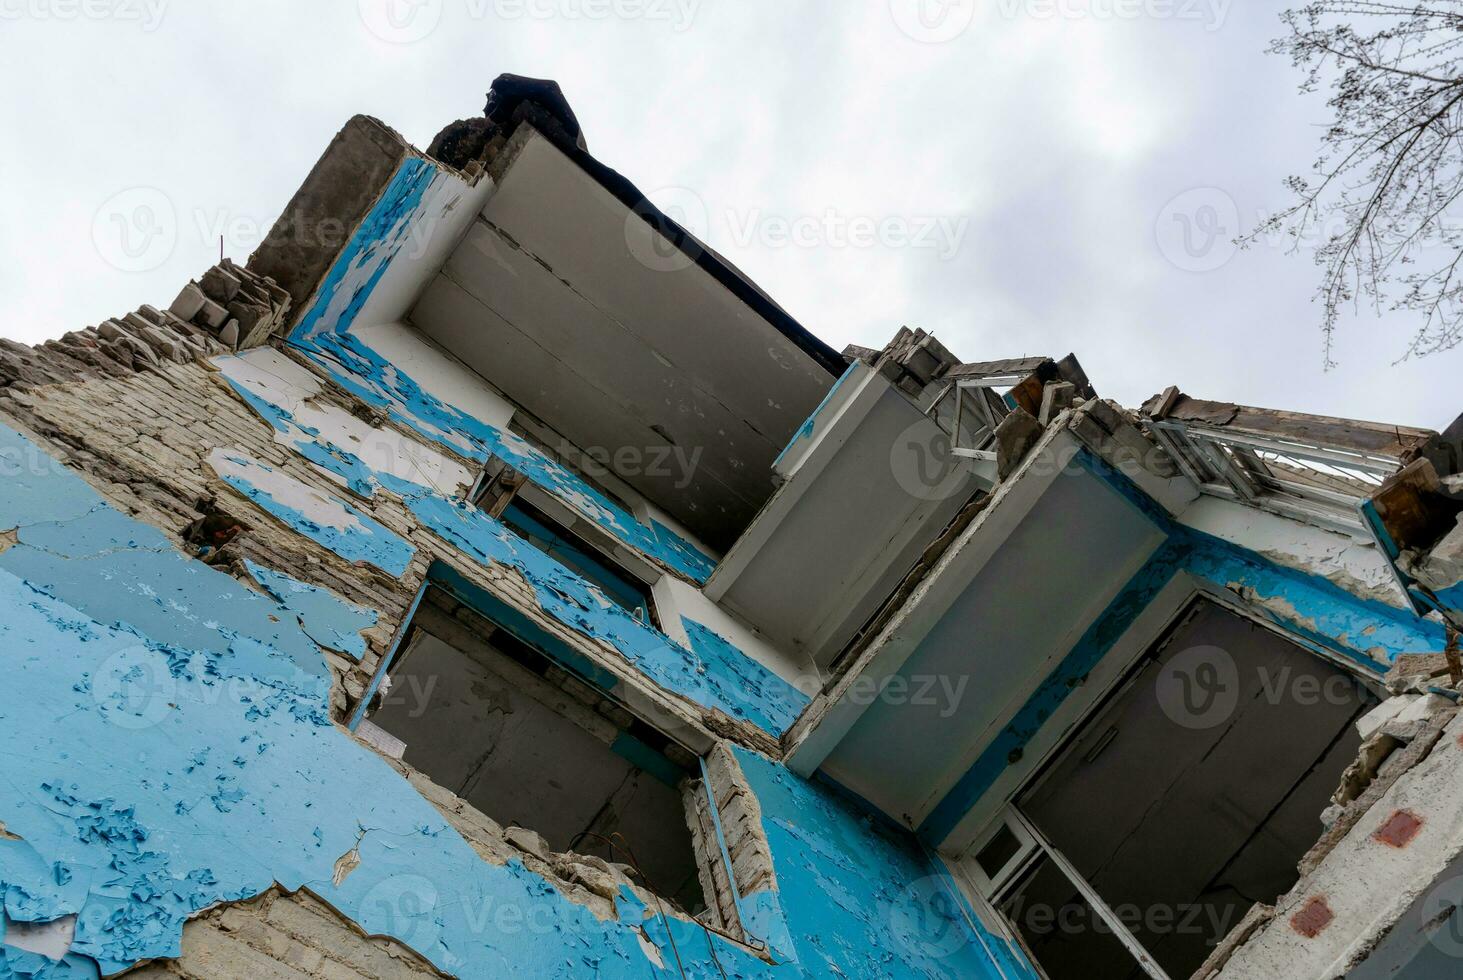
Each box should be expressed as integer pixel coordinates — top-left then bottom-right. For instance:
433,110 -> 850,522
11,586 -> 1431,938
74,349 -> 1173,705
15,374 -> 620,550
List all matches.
206,449 -> 415,577
245,561 -> 379,661
0,424 -> 774,979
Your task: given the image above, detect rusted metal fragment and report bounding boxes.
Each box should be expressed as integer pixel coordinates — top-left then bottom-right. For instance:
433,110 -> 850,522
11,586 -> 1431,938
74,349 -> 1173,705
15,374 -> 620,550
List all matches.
1300,708 -> 1456,876
1371,809 -> 1424,849
1290,896 -> 1335,939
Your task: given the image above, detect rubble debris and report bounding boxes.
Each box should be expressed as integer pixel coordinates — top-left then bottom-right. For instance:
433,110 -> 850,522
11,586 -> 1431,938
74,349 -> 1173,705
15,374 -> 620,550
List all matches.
426,117 -> 497,171
995,407 -> 1043,481
167,258 -> 291,352
1038,380 -> 1076,426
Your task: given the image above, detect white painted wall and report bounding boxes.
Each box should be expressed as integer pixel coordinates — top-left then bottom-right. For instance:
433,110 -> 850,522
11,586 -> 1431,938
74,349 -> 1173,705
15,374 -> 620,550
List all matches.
216,348 -> 477,498
653,574 -> 817,693
1180,495 -> 1406,610
354,166 -> 498,332
351,320 -> 516,430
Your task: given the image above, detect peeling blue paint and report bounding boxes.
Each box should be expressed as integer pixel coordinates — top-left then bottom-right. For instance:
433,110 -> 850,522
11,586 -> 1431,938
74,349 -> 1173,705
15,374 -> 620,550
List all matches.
772,362 -> 859,471
292,157 -> 438,346
682,619 -> 809,739
215,342 -> 801,735
244,562 -> 379,661
0,421 -> 1016,978
278,154 -> 715,585
734,749 -> 1036,979
293,328 -> 716,583
0,422 -> 788,978
213,453 -> 415,577
395,487 -> 805,737
0,947 -> 99,980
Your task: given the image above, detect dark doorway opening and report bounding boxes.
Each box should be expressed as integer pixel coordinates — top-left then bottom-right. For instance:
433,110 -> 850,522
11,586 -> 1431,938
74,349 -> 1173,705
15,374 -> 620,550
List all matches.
995,599 -> 1378,979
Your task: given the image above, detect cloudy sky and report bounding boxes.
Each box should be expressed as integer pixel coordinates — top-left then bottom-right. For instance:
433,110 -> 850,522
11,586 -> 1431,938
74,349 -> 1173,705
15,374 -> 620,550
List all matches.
0,0 -> 1457,429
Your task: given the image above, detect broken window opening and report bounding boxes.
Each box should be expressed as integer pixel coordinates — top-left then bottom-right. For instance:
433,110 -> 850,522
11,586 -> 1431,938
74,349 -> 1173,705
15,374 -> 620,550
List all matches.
472,474 -> 659,625
959,597 -> 1379,980
182,495 -> 249,566
364,584 -> 736,931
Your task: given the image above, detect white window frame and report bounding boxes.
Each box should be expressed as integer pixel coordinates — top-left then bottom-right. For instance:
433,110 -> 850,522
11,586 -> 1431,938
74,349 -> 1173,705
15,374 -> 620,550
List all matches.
960,806 -> 1172,980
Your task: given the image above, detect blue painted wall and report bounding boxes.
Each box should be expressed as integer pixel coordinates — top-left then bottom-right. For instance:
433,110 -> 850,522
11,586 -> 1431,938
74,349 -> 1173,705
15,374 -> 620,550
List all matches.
0,421 -> 1031,978
276,155 -> 716,586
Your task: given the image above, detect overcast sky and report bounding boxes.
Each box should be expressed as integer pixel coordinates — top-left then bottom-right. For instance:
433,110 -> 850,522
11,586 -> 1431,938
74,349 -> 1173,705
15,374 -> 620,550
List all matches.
0,0 -> 1457,429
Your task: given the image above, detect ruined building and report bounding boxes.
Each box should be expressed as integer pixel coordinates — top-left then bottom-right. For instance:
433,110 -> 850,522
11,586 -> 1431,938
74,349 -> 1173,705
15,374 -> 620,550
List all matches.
2,76 -> 1462,980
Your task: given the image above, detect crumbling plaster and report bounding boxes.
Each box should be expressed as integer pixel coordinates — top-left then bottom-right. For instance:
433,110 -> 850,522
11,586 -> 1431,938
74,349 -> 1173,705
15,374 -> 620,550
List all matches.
0,415 -> 1030,978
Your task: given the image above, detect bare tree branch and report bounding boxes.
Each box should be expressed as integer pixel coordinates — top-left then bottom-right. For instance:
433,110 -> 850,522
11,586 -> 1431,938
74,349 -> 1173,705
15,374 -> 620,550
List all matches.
1249,1 -> 1463,364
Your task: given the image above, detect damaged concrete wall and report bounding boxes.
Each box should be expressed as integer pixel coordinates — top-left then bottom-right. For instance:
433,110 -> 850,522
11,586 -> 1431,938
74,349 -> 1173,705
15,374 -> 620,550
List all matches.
0,225 -> 1028,979
117,888 -> 449,979
0,359 -> 1030,978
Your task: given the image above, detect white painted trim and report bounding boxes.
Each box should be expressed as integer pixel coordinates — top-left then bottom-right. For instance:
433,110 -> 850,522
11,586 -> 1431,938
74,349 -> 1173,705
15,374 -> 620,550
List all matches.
1011,809 -> 1173,980
705,364 -> 884,601
785,427 -> 1084,776
939,574 -> 1198,853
